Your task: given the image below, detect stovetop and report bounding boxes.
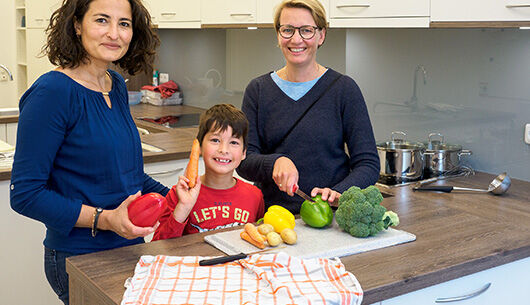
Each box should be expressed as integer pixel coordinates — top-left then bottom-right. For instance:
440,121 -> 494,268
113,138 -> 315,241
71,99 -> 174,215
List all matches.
376,166 -> 475,189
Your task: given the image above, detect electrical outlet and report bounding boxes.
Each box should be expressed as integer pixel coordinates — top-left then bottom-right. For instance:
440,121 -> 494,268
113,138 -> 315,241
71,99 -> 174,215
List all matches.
524,123 -> 530,144
479,82 -> 488,96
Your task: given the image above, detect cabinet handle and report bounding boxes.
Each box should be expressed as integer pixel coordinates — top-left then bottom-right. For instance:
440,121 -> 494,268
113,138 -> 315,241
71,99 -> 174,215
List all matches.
506,4 -> 530,8
35,18 -> 44,21
161,12 -> 177,16
230,13 -> 253,17
336,4 -> 371,8
146,168 -> 184,176
435,283 -> 491,303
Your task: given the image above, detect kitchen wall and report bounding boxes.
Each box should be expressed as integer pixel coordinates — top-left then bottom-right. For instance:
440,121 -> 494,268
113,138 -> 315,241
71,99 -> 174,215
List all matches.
158,27 -> 529,181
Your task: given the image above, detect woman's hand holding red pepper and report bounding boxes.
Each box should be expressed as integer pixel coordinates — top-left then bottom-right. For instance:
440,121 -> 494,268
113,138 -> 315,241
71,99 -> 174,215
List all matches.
173,175 -> 201,223
99,191 -> 160,239
273,156 -> 299,196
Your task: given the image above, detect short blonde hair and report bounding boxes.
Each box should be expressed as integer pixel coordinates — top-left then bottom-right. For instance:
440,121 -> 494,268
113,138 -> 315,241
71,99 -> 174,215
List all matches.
273,0 -> 327,32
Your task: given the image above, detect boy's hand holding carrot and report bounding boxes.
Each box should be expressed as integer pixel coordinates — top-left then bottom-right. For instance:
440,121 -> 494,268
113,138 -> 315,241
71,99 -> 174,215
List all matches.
172,175 -> 201,223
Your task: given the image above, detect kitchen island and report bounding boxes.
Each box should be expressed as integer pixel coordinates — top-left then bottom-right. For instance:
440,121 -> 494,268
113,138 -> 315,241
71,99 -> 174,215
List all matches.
65,172 -> 530,304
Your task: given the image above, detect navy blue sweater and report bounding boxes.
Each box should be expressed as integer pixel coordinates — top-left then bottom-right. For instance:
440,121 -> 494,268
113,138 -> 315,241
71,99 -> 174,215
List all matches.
237,69 -> 379,214
10,70 -> 168,254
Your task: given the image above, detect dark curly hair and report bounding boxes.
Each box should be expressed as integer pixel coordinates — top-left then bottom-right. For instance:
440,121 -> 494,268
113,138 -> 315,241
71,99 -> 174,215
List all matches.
44,0 -> 160,75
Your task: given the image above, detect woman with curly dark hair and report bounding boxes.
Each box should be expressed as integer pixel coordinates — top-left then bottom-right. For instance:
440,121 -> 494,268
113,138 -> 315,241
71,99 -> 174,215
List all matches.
10,0 -> 166,304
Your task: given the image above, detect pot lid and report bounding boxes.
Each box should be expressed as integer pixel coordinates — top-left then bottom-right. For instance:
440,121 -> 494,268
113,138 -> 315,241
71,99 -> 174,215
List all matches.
423,133 -> 462,152
377,141 -> 425,150
376,131 -> 425,151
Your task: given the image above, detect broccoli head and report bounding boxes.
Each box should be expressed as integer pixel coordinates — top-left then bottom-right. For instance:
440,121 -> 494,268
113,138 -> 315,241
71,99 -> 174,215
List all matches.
335,185 -> 399,238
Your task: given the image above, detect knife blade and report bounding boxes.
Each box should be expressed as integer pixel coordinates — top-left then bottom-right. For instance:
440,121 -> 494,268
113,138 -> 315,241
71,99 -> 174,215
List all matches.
199,246 -> 285,266
293,185 -> 314,202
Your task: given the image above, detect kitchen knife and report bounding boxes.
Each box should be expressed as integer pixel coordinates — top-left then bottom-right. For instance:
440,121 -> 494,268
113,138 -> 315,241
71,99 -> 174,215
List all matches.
292,185 -> 314,202
199,246 -> 285,266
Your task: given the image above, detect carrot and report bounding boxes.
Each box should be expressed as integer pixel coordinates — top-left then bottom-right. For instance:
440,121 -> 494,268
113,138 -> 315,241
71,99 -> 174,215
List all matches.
244,223 -> 264,244
184,138 -> 200,188
240,231 -> 265,249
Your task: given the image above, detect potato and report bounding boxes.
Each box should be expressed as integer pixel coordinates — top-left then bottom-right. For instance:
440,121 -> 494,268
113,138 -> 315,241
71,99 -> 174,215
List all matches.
266,232 -> 282,247
280,228 -> 297,245
258,223 -> 274,235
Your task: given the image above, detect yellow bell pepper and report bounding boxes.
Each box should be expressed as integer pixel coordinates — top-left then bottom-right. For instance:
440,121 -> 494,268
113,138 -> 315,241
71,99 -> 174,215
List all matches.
263,205 -> 295,233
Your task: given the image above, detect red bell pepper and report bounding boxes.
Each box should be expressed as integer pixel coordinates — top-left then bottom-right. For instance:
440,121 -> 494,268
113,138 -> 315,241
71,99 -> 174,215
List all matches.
127,193 -> 167,227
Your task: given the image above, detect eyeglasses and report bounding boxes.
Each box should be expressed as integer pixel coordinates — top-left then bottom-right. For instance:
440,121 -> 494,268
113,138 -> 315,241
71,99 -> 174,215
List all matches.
278,25 -> 320,40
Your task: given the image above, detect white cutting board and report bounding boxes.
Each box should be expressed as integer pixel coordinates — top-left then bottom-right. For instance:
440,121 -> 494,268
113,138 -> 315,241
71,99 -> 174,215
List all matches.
205,218 -> 416,259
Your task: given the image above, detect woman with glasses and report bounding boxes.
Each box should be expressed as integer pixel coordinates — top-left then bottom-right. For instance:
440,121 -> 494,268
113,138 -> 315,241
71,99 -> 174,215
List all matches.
237,0 -> 379,214
10,0 -> 166,303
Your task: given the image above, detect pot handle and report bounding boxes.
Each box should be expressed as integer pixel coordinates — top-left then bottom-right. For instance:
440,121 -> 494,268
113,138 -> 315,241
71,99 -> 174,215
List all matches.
391,131 -> 407,142
428,133 -> 444,144
458,149 -> 472,157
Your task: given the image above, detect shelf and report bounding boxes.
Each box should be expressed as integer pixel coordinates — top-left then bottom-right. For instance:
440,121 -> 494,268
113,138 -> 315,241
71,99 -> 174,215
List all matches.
17,27 -> 26,31
18,62 -> 27,67
16,6 -> 26,10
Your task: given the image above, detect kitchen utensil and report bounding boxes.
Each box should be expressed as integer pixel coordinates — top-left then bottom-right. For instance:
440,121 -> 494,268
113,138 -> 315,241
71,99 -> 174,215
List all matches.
422,133 -> 472,178
413,172 -> 511,195
377,131 -> 426,183
292,185 -> 314,202
199,246 -> 285,266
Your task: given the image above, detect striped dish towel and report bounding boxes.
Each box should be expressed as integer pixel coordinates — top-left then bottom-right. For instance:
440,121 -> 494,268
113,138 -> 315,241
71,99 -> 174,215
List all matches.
121,252 -> 363,305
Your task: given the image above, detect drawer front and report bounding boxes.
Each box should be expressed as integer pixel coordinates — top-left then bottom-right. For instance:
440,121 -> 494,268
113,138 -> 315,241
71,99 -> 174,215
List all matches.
330,0 -> 429,18
156,0 -> 200,23
431,0 -> 530,22
202,0 -> 257,24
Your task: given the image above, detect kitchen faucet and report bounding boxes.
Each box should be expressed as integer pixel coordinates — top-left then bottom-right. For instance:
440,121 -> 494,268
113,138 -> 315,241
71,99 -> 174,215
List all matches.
0,64 -> 14,81
406,64 -> 427,109
372,64 -> 427,113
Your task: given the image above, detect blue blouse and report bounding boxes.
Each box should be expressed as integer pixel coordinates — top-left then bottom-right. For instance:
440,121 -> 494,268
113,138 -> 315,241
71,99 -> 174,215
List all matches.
10,70 -> 169,254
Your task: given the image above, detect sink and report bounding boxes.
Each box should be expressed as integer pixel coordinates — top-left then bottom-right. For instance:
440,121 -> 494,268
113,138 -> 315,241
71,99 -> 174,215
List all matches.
0,108 -> 19,116
141,142 -> 164,153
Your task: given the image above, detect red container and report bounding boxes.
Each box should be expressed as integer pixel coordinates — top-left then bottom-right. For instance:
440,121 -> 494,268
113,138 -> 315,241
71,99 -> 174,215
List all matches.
127,193 -> 167,227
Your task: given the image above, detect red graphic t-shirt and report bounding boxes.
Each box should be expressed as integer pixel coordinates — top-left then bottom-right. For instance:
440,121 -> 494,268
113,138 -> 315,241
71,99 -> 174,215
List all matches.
153,178 -> 264,241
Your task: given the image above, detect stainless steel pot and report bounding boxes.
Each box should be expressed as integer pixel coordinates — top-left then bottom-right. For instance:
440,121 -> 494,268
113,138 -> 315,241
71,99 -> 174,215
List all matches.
377,131 -> 426,183
423,133 -> 472,178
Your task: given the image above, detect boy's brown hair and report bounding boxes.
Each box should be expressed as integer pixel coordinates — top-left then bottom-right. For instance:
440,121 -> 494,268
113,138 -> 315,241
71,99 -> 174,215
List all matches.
196,104 -> 249,150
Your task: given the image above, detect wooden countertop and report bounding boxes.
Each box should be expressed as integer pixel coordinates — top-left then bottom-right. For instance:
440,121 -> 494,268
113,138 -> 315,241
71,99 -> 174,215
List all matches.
0,104 -> 204,180
66,172 -> 530,305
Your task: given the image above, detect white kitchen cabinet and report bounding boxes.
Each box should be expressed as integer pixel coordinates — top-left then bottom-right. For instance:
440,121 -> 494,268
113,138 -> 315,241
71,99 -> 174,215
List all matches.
256,0 -> 330,24
0,180 -> 60,305
26,28 -> 55,87
329,0 -> 429,28
382,256 -> 530,305
201,0 -> 257,25
25,0 -> 61,29
144,0 -> 201,28
0,123 -> 18,146
6,123 -> 18,146
431,0 -> 530,22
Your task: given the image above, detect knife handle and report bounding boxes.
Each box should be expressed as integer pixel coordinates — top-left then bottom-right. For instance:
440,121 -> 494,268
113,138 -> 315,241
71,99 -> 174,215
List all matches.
414,186 -> 454,193
199,253 -> 247,266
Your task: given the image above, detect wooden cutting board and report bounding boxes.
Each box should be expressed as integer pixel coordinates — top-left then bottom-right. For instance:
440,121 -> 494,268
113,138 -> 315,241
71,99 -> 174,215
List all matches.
205,219 -> 416,259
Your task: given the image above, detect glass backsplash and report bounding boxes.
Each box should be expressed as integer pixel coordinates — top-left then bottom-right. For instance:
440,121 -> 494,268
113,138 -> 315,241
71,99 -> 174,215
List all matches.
346,28 -> 529,181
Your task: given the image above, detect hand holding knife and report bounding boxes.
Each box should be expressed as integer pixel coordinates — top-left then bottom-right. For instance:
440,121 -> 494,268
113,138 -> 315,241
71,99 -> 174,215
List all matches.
292,185 -> 315,202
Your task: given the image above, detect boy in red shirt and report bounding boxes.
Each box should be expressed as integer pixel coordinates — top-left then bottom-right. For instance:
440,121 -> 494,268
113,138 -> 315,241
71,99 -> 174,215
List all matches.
153,104 -> 264,240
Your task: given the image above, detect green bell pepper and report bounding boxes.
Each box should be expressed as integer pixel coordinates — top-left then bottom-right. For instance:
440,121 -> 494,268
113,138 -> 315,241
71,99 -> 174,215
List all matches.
300,194 -> 333,228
